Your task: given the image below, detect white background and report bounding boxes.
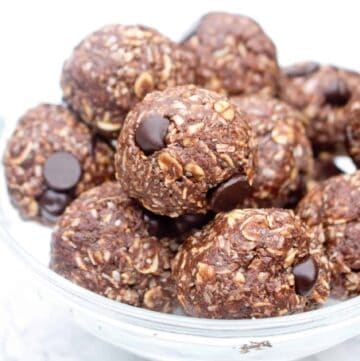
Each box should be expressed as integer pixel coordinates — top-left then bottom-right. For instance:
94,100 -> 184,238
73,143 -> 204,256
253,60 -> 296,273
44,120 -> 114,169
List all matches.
0,0 -> 360,360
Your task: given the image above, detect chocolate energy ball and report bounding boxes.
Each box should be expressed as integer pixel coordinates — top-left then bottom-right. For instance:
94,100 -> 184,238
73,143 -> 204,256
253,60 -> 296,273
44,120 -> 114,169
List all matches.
4,104 -> 115,223
346,101 -> 360,167
230,95 -> 313,207
62,24 -> 196,138
50,182 -> 176,312
172,208 -> 330,319
297,172 -> 360,298
280,62 -> 360,149
115,85 -> 256,217
182,12 -> 279,96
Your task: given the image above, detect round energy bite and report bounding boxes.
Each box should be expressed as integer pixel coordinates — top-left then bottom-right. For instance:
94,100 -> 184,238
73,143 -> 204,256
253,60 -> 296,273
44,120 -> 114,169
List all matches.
182,12 -> 279,96
50,182 -> 175,312
297,172 -> 360,298
4,104 -> 115,223
61,24 -> 196,138
172,209 -> 330,319
346,101 -> 360,167
230,95 -> 313,208
115,85 -> 256,217
280,62 -> 360,149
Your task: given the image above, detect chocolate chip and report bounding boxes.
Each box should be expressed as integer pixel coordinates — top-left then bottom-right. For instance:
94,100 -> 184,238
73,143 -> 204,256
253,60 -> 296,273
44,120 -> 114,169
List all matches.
208,175 -> 252,213
283,62 -> 320,78
293,256 -> 319,296
135,114 -> 169,155
324,78 -> 351,107
38,189 -> 73,222
43,152 -> 82,191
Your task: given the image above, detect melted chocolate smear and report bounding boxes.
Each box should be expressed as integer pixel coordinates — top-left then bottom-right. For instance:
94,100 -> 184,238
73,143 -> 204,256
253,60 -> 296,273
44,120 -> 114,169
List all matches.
208,174 -> 252,213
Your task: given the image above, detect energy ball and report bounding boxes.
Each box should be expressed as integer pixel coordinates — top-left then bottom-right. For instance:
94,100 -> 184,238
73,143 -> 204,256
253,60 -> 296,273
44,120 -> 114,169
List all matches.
61,24 -> 196,138
346,101 -> 360,167
182,12 -> 279,96
172,208 -> 330,319
297,172 -> 360,298
230,95 -> 313,208
4,104 -> 115,223
280,62 -> 360,149
50,182 -> 176,312
115,85 -> 256,217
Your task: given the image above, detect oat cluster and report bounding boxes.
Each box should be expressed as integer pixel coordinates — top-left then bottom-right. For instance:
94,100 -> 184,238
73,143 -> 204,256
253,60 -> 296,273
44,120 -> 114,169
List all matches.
4,11 -> 360,319
173,209 -> 330,319
4,104 -> 114,223
50,182 -> 176,312
297,172 -> 360,298
230,95 -> 313,207
61,24 -> 196,138
116,85 -> 255,216
183,12 -> 279,96
280,63 -> 360,149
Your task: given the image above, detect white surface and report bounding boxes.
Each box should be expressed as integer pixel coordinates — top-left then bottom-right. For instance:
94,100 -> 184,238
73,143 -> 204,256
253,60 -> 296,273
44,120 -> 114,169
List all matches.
0,0 -> 360,123
1,0 -> 360,359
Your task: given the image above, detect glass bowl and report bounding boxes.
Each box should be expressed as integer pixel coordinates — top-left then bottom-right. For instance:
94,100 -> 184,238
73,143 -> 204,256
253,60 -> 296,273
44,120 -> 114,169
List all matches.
1,116 -> 360,361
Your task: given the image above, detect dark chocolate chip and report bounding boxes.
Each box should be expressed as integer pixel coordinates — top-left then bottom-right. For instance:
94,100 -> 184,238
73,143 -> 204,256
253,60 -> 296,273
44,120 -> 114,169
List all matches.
324,78 -> 351,107
43,152 -> 82,191
38,189 -> 73,222
293,256 -> 319,296
135,114 -> 169,155
208,175 -> 252,213
283,62 -> 320,78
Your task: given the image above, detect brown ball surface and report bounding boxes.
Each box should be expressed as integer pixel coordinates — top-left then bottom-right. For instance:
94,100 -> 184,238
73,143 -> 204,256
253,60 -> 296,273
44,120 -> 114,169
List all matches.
231,95 -> 313,207
115,85 -> 256,217
61,24 -> 196,138
182,12 -> 279,96
280,62 -> 360,149
346,100 -> 360,167
297,172 -> 360,298
172,208 -> 330,319
3,104 -> 115,224
50,182 -> 176,313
